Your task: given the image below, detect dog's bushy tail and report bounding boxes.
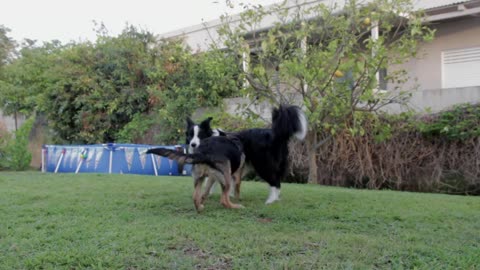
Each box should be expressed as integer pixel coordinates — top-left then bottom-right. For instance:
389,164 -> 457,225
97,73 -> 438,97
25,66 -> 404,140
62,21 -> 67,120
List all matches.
272,105 -> 308,141
146,148 -> 220,171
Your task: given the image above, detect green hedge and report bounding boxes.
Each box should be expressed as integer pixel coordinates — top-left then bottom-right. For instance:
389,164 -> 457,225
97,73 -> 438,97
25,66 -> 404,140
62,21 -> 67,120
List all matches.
0,117 -> 34,171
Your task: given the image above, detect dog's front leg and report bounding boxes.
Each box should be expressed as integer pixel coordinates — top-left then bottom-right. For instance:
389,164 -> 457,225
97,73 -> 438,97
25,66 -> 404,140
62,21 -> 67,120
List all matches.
265,184 -> 281,204
201,177 -> 216,203
193,175 -> 206,213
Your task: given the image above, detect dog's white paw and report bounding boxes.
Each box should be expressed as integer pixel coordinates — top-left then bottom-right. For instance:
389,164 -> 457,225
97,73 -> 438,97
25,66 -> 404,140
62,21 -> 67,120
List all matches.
265,199 -> 275,204
265,187 -> 280,204
265,197 -> 281,204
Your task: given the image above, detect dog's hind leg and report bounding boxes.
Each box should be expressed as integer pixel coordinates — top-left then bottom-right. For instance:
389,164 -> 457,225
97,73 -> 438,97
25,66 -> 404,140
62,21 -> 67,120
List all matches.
232,154 -> 245,201
232,171 -> 241,201
218,164 -> 244,209
212,162 -> 244,209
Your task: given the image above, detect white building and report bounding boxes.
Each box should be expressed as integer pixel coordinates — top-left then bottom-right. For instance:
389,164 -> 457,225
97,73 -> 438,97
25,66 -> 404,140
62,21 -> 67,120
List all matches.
159,0 -> 480,113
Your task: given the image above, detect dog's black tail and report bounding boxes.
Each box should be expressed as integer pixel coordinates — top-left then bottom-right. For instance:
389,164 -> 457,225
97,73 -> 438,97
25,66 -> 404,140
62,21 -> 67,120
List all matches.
146,148 -> 221,172
271,105 -> 308,141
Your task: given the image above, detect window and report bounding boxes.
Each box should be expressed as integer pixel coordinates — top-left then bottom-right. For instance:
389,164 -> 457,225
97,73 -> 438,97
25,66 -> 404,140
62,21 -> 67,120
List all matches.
442,46 -> 480,88
379,68 -> 388,90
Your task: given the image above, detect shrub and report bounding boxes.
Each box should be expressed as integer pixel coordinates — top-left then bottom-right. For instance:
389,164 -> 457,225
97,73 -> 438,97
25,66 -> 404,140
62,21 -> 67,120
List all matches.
204,110 -> 265,132
418,103 -> 480,140
0,117 -> 34,171
0,122 -> 11,167
289,104 -> 480,194
116,113 -> 156,144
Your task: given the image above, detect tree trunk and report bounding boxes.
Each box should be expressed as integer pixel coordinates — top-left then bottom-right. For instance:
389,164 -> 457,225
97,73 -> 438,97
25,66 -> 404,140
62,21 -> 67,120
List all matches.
307,131 -> 318,184
14,109 -> 18,131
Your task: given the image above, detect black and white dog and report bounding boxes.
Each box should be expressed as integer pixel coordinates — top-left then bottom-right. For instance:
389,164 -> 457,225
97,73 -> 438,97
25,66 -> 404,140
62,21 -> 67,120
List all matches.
185,105 -> 307,204
233,105 -> 307,204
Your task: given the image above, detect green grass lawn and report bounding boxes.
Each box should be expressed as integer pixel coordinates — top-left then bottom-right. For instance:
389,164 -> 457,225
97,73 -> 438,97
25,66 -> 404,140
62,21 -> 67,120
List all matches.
0,172 -> 478,269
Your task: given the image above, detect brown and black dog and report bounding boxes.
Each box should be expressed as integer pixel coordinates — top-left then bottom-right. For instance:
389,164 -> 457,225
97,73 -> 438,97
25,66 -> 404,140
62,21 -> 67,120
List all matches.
146,136 -> 244,213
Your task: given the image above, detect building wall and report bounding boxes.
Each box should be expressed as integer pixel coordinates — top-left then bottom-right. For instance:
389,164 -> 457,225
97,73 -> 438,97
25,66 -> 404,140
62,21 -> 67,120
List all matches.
384,86 -> 480,113
391,16 -> 480,91
385,16 -> 480,112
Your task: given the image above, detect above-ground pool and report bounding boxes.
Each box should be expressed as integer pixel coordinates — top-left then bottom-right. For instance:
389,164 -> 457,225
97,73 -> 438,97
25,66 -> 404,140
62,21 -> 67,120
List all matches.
42,143 -> 192,176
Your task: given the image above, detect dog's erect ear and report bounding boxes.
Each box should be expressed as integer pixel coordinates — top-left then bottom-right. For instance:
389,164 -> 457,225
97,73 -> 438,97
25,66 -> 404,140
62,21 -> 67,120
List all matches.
186,117 -> 194,128
200,117 -> 213,129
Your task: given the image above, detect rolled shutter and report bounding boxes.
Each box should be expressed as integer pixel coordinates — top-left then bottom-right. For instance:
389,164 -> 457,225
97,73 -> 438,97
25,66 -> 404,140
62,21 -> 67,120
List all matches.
442,46 -> 480,88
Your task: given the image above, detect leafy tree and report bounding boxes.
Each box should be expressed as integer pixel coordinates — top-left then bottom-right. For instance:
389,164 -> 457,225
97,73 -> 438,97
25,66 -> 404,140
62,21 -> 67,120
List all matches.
42,26 -> 156,143
216,0 -> 434,183
0,25 -> 158,143
0,25 -> 20,130
148,40 -> 241,144
0,25 -> 16,68
0,24 -> 241,145
0,40 -> 61,131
